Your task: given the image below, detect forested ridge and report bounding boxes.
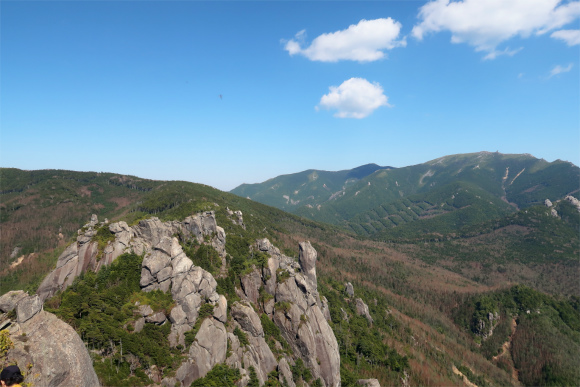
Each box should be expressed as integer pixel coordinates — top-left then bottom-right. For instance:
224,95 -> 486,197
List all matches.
1,164 -> 579,386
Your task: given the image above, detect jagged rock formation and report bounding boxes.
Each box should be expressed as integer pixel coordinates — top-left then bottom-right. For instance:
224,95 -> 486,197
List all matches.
355,298 -> 374,325
176,318 -> 228,386
565,195 -> 580,212
36,215 -> 101,302
8,211 -> 340,387
225,301 -> 277,385
36,211 -> 226,302
235,239 -> 341,387
474,311 -> 500,339
345,282 -> 354,297
0,292 -> 98,387
227,207 -> 246,229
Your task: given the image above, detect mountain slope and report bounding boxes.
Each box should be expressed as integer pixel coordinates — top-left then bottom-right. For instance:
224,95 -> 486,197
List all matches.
232,152 -> 580,237
1,167 -> 579,387
0,168 -> 339,294
231,163 -> 392,212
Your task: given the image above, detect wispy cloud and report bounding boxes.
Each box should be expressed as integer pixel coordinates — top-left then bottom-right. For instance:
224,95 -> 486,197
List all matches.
316,78 -> 390,119
283,18 -> 406,62
551,29 -> 580,45
412,0 -> 580,59
483,47 -> 523,60
549,63 -> 573,78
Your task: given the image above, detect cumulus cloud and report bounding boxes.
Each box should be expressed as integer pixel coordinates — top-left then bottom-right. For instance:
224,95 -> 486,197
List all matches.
283,18 -> 406,62
412,0 -> 580,58
551,29 -> 580,45
549,63 -> 573,77
317,78 -> 390,119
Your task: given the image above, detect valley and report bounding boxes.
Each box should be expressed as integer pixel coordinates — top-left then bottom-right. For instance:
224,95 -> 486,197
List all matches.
0,152 -> 579,387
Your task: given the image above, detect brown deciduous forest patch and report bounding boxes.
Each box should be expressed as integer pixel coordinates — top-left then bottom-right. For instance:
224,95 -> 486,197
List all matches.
79,186 -> 92,197
109,196 -> 133,209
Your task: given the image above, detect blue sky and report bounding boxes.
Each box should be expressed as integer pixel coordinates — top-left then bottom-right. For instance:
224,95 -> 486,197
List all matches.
2,1 -> 579,191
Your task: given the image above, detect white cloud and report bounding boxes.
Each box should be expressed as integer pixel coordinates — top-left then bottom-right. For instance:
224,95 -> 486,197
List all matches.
483,46 -> 523,60
551,29 -> 580,45
549,63 -> 573,77
283,18 -> 406,62
317,78 -> 390,119
412,0 -> 580,58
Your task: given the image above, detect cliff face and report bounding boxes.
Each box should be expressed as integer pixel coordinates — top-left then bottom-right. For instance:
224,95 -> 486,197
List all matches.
248,239 -> 340,387
0,293 -> 99,387
3,211 -> 341,387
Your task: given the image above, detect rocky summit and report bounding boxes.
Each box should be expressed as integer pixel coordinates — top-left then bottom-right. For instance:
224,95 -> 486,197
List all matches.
1,211 -> 342,387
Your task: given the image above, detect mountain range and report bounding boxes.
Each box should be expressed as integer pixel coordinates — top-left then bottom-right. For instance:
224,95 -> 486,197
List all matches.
232,152 -> 579,237
0,151 -> 579,387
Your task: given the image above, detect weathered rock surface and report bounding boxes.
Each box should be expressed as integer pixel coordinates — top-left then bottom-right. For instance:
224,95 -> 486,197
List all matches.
176,318 -> 228,387
16,295 -> 43,323
271,241 -> 341,387
240,269 -> 262,306
355,297 -> 373,324
299,241 -> 318,293
36,212 -> 227,303
565,195 -> 580,211
0,290 -> 27,312
278,357 -> 296,387
4,311 -> 99,387
146,311 -> 167,325
474,311 -> 500,339
345,282 -> 354,297
357,379 -> 381,387
231,301 -> 264,337
225,326 -> 277,386
544,199 -> 553,207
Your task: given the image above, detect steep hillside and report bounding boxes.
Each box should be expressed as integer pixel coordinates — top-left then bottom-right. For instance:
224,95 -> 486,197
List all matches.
377,198 -> 580,296
0,168 -> 338,295
2,167 -> 578,387
231,164 -> 392,212
231,152 -> 580,237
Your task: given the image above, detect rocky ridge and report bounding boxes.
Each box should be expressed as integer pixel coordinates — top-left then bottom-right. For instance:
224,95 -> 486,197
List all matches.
232,239 -> 340,387
3,211 -> 342,387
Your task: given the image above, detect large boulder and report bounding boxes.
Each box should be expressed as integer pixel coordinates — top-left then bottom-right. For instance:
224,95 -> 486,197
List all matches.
4,311 -> 99,387
16,295 -> 43,323
0,290 -> 27,313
